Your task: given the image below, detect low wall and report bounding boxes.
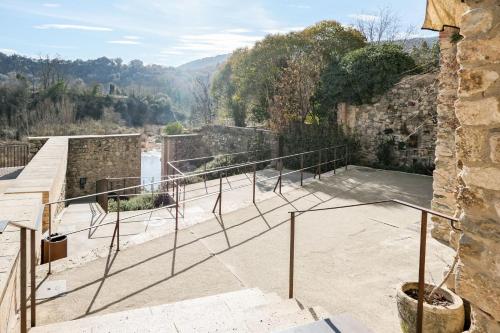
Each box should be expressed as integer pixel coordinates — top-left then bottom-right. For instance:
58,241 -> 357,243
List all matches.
162,125 -> 279,176
65,134 -> 141,198
338,73 -> 438,167
6,137 -> 68,231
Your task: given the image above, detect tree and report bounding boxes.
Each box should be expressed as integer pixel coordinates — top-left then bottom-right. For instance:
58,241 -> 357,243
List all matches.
353,6 -> 403,44
191,74 -> 214,125
341,43 -> 416,104
271,51 -> 322,131
211,21 -> 366,127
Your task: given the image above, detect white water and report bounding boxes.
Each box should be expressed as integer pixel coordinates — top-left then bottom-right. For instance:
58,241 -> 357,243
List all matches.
141,150 -> 161,186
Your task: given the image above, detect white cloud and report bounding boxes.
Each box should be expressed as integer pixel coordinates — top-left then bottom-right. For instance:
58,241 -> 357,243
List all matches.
224,28 -> 252,34
43,3 -> 60,8
348,14 -> 379,22
0,48 -> 16,55
263,26 -> 304,34
123,35 -> 141,40
34,24 -> 112,31
289,4 -> 311,9
160,50 -> 183,55
107,40 -> 141,45
163,32 -> 264,58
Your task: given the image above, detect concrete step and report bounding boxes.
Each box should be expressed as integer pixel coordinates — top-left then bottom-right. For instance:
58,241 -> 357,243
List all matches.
275,313 -> 374,333
30,288 -> 319,333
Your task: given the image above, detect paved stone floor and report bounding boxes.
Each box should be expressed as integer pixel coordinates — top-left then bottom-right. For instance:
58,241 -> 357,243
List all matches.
34,166 -> 454,333
49,168 -> 318,265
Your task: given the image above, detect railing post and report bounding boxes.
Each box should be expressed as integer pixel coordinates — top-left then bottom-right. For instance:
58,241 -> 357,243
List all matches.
252,163 -> 256,204
203,161 -> 207,188
151,177 -> 154,203
20,227 -> 27,333
279,159 -> 282,194
345,145 -> 349,171
417,211 -> 428,333
166,163 -> 170,192
48,203 -> 52,275
318,150 -> 322,180
175,181 -> 179,230
219,174 -> 223,215
289,212 -> 295,299
30,229 -> 36,327
116,196 -> 120,252
300,154 -> 304,186
333,147 -> 336,175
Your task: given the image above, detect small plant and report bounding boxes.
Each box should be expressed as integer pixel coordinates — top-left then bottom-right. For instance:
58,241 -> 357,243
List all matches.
450,32 -> 463,44
163,122 -> 184,135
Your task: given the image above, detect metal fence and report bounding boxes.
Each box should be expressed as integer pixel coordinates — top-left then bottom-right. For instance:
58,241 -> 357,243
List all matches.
0,144 -> 29,168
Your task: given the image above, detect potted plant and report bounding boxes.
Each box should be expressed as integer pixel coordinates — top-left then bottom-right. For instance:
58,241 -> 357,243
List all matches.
396,252 -> 465,333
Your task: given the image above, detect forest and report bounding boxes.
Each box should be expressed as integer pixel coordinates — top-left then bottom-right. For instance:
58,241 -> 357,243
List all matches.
210,20 -> 439,131
0,53 -> 225,139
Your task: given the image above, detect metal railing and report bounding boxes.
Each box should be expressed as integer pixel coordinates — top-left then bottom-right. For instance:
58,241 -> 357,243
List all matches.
166,148 -> 273,178
0,205 -> 44,333
0,144 -> 29,168
41,143 -> 348,268
25,144 -> 349,332
287,199 -> 460,333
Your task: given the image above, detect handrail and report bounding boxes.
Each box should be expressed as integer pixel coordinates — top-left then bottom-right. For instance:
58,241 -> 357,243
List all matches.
37,143 -> 347,275
0,204 -> 43,333
31,143 -> 347,206
287,199 -> 460,333
24,143 -> 349,331
168,148 -> 272,165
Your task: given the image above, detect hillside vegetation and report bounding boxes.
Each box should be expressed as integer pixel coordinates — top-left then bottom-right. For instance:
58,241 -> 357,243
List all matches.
0,53 -> 223,139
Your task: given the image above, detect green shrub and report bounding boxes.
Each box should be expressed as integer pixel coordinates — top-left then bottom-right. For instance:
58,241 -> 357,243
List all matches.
163,122 -> 183,135
108,195 -> 154,212
341,44 -> 416,104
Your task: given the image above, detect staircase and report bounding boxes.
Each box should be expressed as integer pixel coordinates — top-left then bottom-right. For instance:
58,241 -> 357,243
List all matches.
31,288 -> 337,333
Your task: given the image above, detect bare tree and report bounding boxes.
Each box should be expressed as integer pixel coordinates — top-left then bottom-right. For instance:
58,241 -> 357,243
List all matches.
38,54 -> 64,90
191,74 -> 214,125
354,6 -> 403,43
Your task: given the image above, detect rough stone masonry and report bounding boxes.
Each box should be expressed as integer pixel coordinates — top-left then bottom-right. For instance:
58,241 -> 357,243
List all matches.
337,73 -> 438,168
454,2 -> 500,331
426,1 -> 500,331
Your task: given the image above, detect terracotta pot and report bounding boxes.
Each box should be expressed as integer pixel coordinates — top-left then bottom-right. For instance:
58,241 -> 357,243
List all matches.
396,282 -> 464,333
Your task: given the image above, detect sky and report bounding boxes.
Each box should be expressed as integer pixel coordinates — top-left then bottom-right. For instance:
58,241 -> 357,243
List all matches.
0,0 -> 436,67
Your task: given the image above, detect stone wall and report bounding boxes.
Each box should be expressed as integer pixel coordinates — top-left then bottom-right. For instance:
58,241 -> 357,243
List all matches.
65,134 -> 141,198
431,27 -> 461,245
28,137 -> 48,160
198,125 -> 278,157
453,1 -> 500,331
162,125 -> 279,176
10,137 -> 68,232
338,73 -> 438,168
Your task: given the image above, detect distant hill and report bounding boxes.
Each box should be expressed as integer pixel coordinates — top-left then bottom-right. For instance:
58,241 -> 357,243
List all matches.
400,37 -> 438,51
177,54 -> 231,72
0,52 -> 228,115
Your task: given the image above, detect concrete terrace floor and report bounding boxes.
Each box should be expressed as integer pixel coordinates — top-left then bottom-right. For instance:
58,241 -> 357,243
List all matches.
34,166 -> 454,333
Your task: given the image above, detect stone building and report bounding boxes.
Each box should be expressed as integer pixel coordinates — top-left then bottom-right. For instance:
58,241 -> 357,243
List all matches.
423,0 -> 500,331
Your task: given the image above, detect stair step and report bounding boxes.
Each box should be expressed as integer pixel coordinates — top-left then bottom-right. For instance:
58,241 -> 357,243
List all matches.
275,313 -> 374,333
31,289 -> 313,333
